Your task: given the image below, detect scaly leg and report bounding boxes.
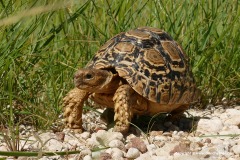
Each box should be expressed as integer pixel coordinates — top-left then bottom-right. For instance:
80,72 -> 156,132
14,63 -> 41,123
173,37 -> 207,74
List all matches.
63,88 -> 89,133
113,84 -> 134,134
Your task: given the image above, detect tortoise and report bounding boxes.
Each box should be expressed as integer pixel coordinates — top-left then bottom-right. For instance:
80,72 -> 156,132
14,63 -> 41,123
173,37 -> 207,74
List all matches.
63,27 -> 199,134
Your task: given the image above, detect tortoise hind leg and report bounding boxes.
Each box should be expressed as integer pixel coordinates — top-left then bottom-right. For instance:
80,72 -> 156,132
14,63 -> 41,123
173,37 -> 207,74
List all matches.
113,84 -> 134,134
63,88 -> 89,133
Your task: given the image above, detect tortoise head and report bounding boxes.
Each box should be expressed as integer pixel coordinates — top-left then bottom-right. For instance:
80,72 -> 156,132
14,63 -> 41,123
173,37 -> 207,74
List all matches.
74,69 -> 119,93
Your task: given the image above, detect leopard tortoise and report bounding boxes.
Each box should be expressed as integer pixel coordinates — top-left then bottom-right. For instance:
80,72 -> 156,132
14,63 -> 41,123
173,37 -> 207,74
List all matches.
63,27 -> 199,134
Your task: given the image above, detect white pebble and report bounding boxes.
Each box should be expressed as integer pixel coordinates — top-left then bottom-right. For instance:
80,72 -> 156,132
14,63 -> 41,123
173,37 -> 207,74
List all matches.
126,134 -> 137,141
83,155 -> 92,160
154,136 -> 167,141
224,115 -> 240,126
146,144 -> 157,155
135,153 -> 153,160
226,109 -> 240,116
232,144 -> 240,155
19,124 -> 25,132
147,144 -> 157,151
86,135 -> 100,147
111,148 -> 124,159
68,139 -> 79,146
197,117 -> 223,134
109,139 -> 126,150
81,132 -> 91,140
172,131 -> 178,135
0,145 -> 8,151
26,126 -> 32,130
91,150 -> 102,160
45,139 -> 63,151
177,131 -> 185,136
95,130 -> 123,146
81,149 -> 92,156
126,148 -> 140,159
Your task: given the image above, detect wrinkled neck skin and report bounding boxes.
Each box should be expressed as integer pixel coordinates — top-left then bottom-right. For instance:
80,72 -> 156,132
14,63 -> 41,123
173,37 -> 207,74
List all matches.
74,69 -> 122,93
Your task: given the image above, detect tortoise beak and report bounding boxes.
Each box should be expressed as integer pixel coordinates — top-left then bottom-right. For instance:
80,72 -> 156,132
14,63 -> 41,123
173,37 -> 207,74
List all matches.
74,70 -> 84,88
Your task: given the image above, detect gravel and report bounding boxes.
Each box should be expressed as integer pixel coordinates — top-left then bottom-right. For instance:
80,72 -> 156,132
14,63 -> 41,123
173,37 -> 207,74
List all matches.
0,105 -> 240,160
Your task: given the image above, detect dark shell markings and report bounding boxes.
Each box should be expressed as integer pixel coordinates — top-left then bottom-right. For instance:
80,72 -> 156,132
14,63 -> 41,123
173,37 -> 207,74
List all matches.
86,27 -> 197,104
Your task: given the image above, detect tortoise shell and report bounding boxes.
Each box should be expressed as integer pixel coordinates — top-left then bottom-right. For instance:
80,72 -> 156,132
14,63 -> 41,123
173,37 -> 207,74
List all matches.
86,27 -> 197,104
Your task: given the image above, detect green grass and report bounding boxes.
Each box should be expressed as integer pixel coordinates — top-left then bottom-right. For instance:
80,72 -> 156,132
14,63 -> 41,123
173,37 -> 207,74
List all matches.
0,0 -> 239,130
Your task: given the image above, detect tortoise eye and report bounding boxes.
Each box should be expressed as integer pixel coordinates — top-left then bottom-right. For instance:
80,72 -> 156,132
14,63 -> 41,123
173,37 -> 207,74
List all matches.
85,73 -> 93,79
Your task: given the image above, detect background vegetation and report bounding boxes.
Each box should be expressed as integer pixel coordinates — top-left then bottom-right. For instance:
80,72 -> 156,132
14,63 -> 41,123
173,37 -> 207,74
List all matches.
0,0 -> 239,130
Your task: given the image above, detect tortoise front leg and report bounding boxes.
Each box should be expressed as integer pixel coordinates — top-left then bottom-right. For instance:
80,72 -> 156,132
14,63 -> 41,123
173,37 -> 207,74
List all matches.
113,84 -> 134,134
63,88 -> 89,133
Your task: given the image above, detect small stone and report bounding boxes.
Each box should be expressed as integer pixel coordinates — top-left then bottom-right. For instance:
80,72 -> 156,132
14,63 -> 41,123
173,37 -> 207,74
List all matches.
0,145 -> 8,151
155,142 -> 179,156
154,141 -> 165,148
86,133 -> 101,147
173,155 -> 204,160
108,139 -> 126,151
234,106 -> 240,110
91,150 -> 102,160
150,131 -> 163,136
19,124 -> 25,132
197,141 -> 204,147
38,132 -> 53,142
147,144 -> 157,151
81,132 -> 91,140
126,137 -> 147,153
226,109 -> 240,117
190,142 -> 202,152
21,130 -> 27,136
146,144 -> 157,155
219,126 -> 240,135
126,148 -> 140,159
232,144 -> 240,155
197,117 -> 223,134
45,139 -> 63,151
136,153 -> 167,160
214,107 -> 226,114
204,138 -> 211,143
224,115 -> 240,126
41,156 -> 61,160
126,134 -> 136,141
162,132 -> 172,137
172,134 -> 180,140
81,149 -> 92,156
99,152 -> 112,160
83,155 -> 92,160
55,132 -> 65,142
26,126 -> 32,130
95,130 -> 123,146
237,139 -> 240,145
177,131 -> 185,136
68,139 -> 82,147
210,138 -> 224,146
107,148 -> 124,159
169,143 -> 190,155
154,136 -> 167,141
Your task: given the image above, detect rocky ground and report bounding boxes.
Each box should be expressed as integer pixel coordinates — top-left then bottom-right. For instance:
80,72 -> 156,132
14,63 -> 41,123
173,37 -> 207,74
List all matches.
0,104 -> 240,160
